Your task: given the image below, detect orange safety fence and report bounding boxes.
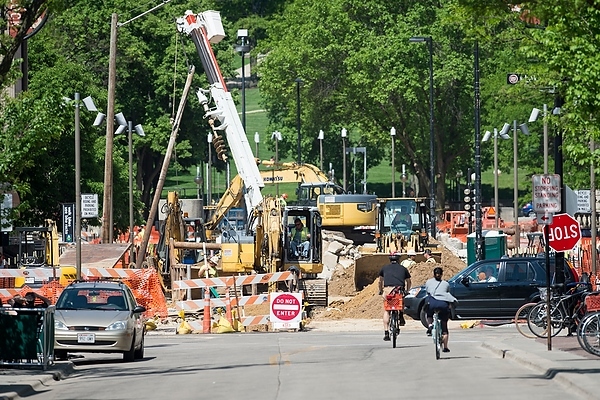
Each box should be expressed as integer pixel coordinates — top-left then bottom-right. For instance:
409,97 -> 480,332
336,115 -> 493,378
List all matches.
0,268 -> 167,318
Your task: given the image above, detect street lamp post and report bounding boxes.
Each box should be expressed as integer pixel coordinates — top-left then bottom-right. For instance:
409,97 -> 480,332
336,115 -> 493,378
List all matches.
402,164 -> 407,197
254,132 -> 260,159
271,130 -> 282,196
512,120 -> 531,251
390,127 -> 396,197
318,130 -> 324,171
194,165 -> 203,200
120,121 -> 145,265
409,35 -> 435,239
483,124 -> 510,228
207,133 -> 213,206
529,104 -> 549,174
295,78 -> 303,164
72,93 -> 101,280
235,29 -> 250,133
341,128 -> 348,192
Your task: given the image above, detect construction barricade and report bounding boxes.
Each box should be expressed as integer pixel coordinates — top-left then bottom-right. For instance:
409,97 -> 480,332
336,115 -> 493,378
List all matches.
0,268 -> 167,318
173,271 -> 294,333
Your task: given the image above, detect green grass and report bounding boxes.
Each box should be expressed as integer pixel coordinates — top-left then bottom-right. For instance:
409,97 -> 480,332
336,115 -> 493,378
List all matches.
163,87 -> 524,205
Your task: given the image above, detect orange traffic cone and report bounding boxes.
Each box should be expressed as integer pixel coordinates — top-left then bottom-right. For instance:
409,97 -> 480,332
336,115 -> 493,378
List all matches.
203,287 -> 211,333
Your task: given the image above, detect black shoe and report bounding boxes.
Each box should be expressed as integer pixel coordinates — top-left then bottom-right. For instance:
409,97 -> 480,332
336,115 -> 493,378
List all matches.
443,348 -> 450,353
383,334 -> 391,341
426,325 -> 432,336
399,314 -> 406,326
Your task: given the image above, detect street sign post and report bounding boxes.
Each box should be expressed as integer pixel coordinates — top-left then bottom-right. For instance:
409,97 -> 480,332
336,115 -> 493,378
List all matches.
270,292 -> 302,330
545,213 -> 581,252
532,174 -> 561,214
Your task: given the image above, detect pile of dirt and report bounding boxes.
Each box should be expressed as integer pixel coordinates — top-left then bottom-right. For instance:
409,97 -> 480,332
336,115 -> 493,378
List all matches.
313,244 -> 466,321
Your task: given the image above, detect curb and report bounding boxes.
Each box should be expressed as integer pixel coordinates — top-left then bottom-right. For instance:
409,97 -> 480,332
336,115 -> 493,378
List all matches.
482,341 -> 596,400
0,362 -> 74,400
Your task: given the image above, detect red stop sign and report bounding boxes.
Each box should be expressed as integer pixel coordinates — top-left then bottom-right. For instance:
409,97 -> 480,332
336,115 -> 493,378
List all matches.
545,213 -> 581,252
271,293 -> 301,321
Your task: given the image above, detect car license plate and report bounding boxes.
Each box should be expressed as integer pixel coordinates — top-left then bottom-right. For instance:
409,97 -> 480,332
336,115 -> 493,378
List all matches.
77,333 -> 95,343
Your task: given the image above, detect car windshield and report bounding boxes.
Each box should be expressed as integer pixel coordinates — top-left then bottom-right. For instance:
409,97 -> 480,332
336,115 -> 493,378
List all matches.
56,289 -> 127,311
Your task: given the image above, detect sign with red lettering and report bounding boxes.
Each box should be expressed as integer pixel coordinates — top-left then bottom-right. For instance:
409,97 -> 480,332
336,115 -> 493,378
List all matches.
270,293 -> 302,323
545,213 -> 581,252
533,174 -> 561,213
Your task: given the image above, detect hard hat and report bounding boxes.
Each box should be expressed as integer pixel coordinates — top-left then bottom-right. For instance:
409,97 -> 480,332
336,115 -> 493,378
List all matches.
389,252 -> 400,262
407,250 -> 417,256
282,193 -> 288,199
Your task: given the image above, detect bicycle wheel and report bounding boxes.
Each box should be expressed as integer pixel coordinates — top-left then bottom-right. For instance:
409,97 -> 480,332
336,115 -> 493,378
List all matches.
578,312 -> 600,356
433,316 -> 442,359
527,302 -> 565,338
515,302 -> 537,338
389,311 -> 398,348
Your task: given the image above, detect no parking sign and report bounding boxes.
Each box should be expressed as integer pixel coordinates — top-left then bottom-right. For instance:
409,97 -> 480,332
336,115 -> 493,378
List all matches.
270,292 -> 302,329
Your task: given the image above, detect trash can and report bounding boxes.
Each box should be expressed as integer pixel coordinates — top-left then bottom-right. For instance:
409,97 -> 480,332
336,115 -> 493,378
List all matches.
0,305 -> 55,370
467,230 -> 507,265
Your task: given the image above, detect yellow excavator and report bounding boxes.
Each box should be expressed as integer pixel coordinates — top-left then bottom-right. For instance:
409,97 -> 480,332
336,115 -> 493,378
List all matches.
204,160 -> 377,244
353,197 -> 441,290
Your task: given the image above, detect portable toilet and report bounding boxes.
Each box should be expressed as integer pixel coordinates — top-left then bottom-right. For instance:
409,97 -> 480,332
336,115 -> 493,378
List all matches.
466,230 -> 507,265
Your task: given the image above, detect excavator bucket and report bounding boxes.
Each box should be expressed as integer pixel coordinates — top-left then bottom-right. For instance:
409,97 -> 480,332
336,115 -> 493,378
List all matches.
352,251 -> 440,291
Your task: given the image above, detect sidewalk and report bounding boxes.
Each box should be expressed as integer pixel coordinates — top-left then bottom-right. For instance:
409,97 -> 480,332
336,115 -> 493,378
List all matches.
0,362 -> 73,400
483,333 -> 599,400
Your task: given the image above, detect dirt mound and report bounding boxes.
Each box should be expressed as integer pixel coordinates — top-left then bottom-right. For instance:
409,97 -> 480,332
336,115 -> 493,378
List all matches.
315,244 -> 466,320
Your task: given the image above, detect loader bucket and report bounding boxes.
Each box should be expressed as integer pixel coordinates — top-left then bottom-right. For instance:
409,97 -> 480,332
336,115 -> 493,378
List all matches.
353,251 -> 441,291
353,254 -> 390,291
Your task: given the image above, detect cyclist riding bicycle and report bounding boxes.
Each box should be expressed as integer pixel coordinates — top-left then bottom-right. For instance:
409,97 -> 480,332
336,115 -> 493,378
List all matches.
378,252 -> 411,341
425,267 -> 457,353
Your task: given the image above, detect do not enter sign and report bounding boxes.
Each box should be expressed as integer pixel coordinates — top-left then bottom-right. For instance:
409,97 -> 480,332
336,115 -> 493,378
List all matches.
270,293 -> 302,323
545,213 -> 581,252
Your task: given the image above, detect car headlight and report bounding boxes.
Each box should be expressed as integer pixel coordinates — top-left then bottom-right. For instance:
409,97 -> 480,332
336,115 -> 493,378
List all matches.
55,320 -> 68,330
106,320 -> 128,331
407,287 -> 421,297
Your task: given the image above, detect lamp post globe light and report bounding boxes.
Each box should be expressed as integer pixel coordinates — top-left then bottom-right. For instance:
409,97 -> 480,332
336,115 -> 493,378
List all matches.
341,128 -> 348,192
390,127 -> 396,197
409,35 -> 435,239
254,132 -> 260,159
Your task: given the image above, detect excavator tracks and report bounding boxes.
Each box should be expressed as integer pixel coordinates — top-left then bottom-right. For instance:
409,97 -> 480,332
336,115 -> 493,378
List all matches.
299,279 -> 328,308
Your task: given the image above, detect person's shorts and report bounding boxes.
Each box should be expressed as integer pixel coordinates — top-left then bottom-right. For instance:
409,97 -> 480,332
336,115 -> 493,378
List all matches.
426,297 -> 450,320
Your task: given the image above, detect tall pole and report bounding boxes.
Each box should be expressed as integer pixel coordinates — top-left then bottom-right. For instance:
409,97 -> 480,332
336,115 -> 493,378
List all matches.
275,134 -> 279,196
342,128 -> 347,192
75,93 -> 82,280
391,127 -> 396,197
543,104 -> 548,174
513,120 -> 520,251
102,13 -> 118,244
474,40 -> 482,260
427,37 -> 436,239
208,133 -> 212,206
241,50 -> 246,133
494,129 -> 499,228
318,130 -> 324,171
591,137 -> 597,277
128,121 -> 134,265
295,78 -> 302,164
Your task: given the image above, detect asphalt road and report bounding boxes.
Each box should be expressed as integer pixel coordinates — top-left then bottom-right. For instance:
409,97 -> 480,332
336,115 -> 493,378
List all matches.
4,324 -> 598,400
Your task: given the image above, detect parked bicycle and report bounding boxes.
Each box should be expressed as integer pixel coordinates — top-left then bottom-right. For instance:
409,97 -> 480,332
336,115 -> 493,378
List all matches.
527,283 -> 592,338
384,286 -> 404,348
576,292 -> 600,356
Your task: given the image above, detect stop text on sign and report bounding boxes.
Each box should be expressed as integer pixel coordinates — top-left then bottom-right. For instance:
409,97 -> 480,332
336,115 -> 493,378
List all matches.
532,174 -> 561,213
547,224 -> 579,242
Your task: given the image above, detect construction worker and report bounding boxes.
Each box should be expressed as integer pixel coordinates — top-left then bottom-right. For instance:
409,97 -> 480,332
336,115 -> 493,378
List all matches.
401,249 -> 417,270
279,193 -> 288,207
424,249 -> 436,263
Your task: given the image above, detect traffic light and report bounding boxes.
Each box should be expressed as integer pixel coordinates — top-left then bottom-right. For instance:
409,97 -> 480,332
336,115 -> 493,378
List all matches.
212,133 -> 228,161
